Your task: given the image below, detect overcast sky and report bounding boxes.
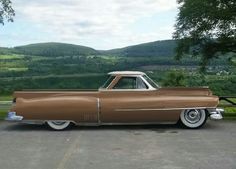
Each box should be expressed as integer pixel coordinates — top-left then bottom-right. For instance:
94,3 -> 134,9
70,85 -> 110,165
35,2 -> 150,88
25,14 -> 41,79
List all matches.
0,0 -> 178,49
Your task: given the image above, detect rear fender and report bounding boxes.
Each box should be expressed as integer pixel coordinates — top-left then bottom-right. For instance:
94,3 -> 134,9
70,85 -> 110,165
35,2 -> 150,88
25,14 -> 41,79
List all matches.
12,96 -> 99,124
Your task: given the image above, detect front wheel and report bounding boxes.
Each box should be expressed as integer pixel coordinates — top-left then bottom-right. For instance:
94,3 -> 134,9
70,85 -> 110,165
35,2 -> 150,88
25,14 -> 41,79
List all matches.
179,109 -> 207,129
46,121 -> 72,130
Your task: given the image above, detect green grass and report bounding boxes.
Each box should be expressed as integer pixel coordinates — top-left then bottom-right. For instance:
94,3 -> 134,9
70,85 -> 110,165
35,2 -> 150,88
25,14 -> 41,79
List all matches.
0,54 -> 23,60
0,105 -> 10,120
224,108 -> 236,116
0,60 -> 27,72
0,110 -> 7,119
0,96 -> 12,101
220,99 -> 236,119
0,102 -> 10,119
225,107 -> 236,114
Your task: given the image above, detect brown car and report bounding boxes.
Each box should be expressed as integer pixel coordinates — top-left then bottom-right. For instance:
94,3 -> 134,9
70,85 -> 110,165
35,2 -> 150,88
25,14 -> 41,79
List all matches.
6,71 -> 223,130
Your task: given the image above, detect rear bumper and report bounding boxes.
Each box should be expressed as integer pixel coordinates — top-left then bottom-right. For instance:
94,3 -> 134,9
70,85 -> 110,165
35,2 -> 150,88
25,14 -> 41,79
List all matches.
5,112 -> 23,122
208,108 -> 224,120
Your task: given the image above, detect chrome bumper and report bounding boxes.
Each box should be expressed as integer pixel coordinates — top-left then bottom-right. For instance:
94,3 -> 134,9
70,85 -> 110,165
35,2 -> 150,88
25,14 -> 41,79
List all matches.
209,108 -> 224,120
5,112 -> 23,122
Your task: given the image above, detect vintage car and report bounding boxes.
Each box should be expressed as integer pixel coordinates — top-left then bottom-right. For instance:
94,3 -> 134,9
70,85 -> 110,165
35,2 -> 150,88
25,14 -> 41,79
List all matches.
6,71 -> 223,130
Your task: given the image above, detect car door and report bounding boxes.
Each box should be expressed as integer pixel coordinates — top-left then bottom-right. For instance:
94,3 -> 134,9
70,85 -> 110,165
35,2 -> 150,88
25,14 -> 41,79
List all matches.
99,76 -> 167,123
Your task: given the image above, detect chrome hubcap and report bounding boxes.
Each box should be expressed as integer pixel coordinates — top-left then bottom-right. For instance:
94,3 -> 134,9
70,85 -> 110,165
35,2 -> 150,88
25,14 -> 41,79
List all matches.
184,109 -> 201,124
51,121 -> 67,125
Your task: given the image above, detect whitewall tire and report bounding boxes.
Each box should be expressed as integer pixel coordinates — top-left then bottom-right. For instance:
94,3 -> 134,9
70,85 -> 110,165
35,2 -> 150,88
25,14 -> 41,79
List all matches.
46,121 -> 71,130
180,109 -> 207,129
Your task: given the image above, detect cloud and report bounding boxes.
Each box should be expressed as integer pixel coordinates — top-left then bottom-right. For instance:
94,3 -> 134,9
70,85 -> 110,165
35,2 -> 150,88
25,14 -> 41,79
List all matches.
11,0 -> 177,49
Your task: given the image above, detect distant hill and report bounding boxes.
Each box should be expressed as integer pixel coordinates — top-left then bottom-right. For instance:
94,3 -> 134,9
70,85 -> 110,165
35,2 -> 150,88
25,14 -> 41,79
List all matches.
0,40 -> 177,57
0,47 -> 12,55
13,42 -> 98,57
101,40 -> 177,57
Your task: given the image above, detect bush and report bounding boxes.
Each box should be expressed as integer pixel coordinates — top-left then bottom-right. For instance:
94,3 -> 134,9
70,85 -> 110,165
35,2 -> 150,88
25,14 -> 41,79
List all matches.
162,71 -> 187,87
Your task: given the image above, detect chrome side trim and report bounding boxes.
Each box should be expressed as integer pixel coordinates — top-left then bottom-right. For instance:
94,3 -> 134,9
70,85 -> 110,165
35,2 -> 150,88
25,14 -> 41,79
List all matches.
99,122 -> 177,126
21,120 -> 45,125
75,123 -> 100,126
115,107 -> 215,112
16,121 -> 177,126
97,98 -> 101,124
74,121 -> 176,126
22,120 -> 77,125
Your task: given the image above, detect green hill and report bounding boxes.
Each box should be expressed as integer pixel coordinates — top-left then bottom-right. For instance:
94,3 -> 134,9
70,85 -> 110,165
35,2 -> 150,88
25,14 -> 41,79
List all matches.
0,47 -> 12,55
0,40 -> 235,97
13,42 -> 98,57
0,40 -> 177,57
101,40 -> 177,57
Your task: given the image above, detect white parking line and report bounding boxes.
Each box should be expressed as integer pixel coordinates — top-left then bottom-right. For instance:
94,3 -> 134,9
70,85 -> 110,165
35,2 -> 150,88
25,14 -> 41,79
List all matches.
57,136 -> 80,169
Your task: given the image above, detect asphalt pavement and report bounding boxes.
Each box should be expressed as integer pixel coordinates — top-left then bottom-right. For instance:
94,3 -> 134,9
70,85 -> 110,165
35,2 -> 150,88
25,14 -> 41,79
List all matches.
0,120 -> 235,169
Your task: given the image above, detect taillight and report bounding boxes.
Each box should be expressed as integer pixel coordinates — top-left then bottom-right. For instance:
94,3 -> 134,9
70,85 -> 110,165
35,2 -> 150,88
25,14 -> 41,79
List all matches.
208,90 -> 213,96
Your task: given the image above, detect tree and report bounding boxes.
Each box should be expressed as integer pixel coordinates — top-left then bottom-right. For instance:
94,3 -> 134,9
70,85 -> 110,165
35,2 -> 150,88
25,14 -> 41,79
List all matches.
162,71 -> 187,87
0,0 -> 15,25
173,0 -> 236,71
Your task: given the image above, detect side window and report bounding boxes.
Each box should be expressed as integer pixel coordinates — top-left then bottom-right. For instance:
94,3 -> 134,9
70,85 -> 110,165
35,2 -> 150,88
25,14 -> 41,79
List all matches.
113,77 -> 136,89
113,77 -> 148,89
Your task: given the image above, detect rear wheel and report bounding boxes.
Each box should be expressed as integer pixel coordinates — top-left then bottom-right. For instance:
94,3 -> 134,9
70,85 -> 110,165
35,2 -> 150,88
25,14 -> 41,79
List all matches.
180,109 -> 207,129
46,121 -> 71,130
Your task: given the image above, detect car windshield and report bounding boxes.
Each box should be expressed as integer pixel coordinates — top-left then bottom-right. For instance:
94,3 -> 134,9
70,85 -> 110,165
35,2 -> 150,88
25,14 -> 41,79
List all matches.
100,75 -> 115,89
142,75 -> 159,88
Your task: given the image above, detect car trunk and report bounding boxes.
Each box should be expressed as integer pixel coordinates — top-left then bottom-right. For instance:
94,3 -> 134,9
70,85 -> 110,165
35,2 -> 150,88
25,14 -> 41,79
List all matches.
157,87 -> 213,96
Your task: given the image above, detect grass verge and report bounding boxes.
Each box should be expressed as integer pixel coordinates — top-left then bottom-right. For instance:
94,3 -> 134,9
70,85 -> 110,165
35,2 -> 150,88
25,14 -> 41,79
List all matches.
0,95 -> 12,101
222,107 -> 236,120
0,110 -> 7,119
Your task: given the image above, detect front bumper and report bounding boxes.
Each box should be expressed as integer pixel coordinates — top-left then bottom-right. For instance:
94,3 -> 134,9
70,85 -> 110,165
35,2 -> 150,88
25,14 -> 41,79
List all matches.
5,112 -> 23,122
209,108 -> 224,120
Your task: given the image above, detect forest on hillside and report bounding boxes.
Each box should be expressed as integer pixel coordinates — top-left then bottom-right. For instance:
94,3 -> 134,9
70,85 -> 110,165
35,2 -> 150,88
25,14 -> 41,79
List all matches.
0,40 -> 235,96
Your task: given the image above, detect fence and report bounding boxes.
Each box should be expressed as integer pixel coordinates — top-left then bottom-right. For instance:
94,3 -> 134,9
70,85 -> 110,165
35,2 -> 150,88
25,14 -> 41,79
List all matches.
219,96 -> 236,107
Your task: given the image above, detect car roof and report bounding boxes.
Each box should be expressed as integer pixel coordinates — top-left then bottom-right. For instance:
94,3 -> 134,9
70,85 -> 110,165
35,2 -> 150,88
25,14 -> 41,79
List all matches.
108,71 -> 146,76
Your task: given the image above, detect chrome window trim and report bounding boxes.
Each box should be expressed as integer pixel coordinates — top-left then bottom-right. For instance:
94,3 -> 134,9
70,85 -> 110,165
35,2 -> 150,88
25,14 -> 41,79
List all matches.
139,75 -> 156,90
141,74 -> 160,89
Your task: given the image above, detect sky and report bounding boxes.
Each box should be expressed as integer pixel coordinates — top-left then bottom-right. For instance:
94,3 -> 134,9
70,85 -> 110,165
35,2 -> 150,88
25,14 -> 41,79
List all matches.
0,0 -> 178,50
